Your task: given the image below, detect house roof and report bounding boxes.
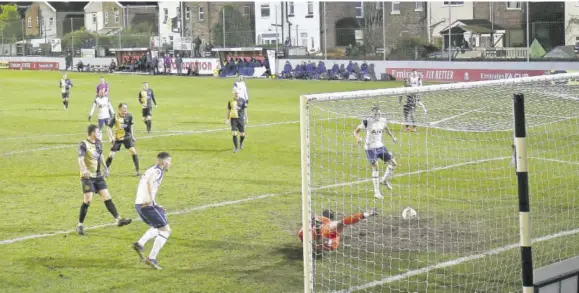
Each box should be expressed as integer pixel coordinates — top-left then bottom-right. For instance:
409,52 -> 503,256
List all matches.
440,19 -> 506,35
45,1 -> 88,12
84,1 -> 158,10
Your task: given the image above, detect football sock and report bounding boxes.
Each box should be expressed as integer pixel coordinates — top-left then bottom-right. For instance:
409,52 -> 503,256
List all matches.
106,157 -> 113,168
138,227 -> 159,246
79,202 -> 90,224
382,166 -> 394,182
233,136 -> 238,149
104,199 -> 119,219
342,213 -> 365,226
148,121 -> 152,132
240,135 -> 245,147
62,101 -> 66,107
145,121 -> 151,132
132,154 -> 140,172
149,230 -> 170,260
372,170 -> 380,193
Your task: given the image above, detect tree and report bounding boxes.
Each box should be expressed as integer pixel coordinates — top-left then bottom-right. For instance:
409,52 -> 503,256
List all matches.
0,4 -> 23,41
212,5 -> 253,47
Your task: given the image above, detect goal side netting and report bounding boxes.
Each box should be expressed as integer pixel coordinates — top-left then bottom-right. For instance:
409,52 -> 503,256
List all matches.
300,73 -> 579,293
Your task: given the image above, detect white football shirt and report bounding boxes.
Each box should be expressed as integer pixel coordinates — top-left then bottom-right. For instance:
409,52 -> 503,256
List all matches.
233,81 -> 249,102
360,117 -> 387,150
135,166 -> 165,205
90,96 -> 114,120
408,72 -> 422,87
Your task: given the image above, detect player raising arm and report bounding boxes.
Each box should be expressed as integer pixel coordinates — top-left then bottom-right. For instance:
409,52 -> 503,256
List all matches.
106,103 -> 140,176
225,90 -> 247,153
138,82 -> 157,133
299,209 -> 378,254
354,105 -> 399,199
89,88 -> 115,141
59,74 -> 73,110
76,124 -> 132,235
132,152 -> 172,270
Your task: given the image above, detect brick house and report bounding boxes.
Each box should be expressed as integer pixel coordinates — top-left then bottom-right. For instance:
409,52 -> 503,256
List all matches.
24,2 -> 86,39
182,2 -> 254,47
84,1 -> 158,35
473,2 -> 526,47
323,1 -> 427,52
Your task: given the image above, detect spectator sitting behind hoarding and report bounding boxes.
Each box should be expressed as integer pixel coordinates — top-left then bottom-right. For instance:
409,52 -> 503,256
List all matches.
77,60 -> 84,72
281,61 -> 292,79
65,53 -> 73,71
109,59 -> 117,73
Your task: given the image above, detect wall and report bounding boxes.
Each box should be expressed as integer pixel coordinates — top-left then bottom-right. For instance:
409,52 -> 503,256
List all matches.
158,1 -> 181,45
103,2 -> 123,29
255,1 -> 321,52
429,1 -> 474,40
25,4 -> 40,37
565,0 -> 579,46
84,2 -> 104,32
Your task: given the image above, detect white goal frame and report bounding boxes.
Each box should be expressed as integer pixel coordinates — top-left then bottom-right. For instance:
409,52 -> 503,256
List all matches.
299,72 -> 579,293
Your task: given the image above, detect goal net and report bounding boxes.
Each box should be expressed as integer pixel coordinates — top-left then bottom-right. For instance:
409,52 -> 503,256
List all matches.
299,73 -> 579,293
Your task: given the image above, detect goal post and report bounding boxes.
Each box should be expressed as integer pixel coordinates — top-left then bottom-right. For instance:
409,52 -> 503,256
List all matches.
300,73 -> 579,293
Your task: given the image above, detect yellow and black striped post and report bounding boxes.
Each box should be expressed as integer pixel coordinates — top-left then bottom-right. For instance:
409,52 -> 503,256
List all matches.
513,93 -> 533,293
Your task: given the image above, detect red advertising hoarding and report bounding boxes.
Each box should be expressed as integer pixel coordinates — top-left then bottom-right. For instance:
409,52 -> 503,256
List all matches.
9,61 -> 59,71
387,68 -> 546,83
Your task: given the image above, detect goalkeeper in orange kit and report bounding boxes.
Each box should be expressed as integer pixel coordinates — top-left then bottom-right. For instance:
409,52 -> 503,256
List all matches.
298,209 -> 378,253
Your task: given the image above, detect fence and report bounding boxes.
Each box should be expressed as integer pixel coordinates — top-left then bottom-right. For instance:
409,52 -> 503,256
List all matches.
0,2 -> 573,61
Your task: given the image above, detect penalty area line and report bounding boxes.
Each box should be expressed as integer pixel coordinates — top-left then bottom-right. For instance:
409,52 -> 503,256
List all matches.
332,227 -> 579,293
0,120 -> 299,157
530,157 -> 579,166
0,156 -> 509,246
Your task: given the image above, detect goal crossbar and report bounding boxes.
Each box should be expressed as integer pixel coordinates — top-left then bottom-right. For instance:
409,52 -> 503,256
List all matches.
301,72 -> 579,103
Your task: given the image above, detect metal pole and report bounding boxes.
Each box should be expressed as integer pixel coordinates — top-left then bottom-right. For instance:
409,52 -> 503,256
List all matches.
44,18 -> 47,56
180,2 -> 184,38
324,2 -> 327,60
382,1 -> 385,60
526,2 -> 530,62
491,2 -> 494,47
222,7 -> 226,47
448,4 -> 451,61
71,18 -> 74,55
513,93 -> 533,293
275,3 -> 278,52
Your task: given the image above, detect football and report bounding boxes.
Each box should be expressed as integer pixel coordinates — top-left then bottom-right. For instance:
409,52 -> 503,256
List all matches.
402,207 -> 418,220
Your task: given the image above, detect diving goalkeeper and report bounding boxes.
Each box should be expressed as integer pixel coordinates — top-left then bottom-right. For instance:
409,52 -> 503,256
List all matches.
298,209 -> 378,253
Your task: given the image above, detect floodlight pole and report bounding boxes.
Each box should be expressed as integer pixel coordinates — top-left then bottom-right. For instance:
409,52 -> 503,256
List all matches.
526,2 -> 530,62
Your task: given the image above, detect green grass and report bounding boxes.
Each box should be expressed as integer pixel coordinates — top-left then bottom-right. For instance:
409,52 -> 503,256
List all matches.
0,71 -> 578,293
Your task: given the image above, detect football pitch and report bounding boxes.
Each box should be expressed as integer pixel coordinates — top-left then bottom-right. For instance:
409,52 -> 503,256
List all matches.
0,71 -> 578,293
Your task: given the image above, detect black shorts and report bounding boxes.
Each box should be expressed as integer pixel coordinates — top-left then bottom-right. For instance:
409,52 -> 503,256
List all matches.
142,108 -> 151,117
81,177 -> 108,194
230,118 -> 245,133
111,138 -> 134,151
61,92 -> 69,99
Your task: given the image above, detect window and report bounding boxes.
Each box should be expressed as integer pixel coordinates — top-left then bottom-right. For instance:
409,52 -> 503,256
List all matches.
198,7 -> 204,22
185,6 -> 190,19
92,13 -> 96,24
415,2 -> 424,11
163,8 -> 168,24
243,5 -> 250,17
114,11 -> 119,23
443,1 -> 464,6
307,2 -> 313,15
355,2 -> 363,18
289,2 -> 295,15
506,2 -> 522,9
27,17 -> 31,28
391,2 -> 400,14
36,16 -> 39,27
104,12 -> 109,24
49,17 -> 53,27
261,4 -> 270,17
376,2 -> 383,10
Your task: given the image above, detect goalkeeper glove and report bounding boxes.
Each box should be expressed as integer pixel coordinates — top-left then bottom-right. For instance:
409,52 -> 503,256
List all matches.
88,115 -> 92,122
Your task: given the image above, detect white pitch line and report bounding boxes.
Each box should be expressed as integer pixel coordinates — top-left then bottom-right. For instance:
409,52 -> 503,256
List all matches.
318,156 -> 510,190
0,156 -> 507,245
429,107 -> 488,125
530,157 -> 579,165
0,132 -> 81,142
332,227 -> 579,293
0,120 -> 299,157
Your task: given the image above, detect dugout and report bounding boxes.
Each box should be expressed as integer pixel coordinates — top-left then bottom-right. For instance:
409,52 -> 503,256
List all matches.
212,47 -> 277,78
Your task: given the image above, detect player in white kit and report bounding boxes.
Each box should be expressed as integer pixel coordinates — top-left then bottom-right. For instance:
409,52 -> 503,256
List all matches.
402,70 -> 427,132
354,106 -> 399,199
132,152 -> 172,270
233,76 -> 249,122
88,88 -> 115,141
